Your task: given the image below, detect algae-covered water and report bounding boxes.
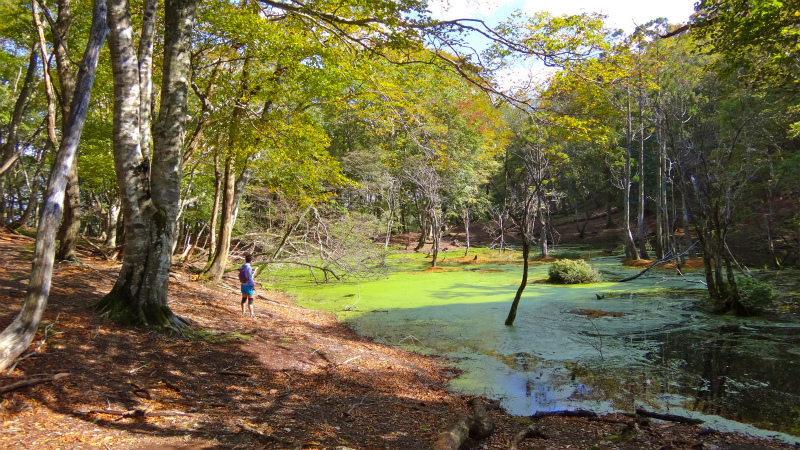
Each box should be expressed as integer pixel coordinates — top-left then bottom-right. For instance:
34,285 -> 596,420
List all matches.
262,250 -> 800,443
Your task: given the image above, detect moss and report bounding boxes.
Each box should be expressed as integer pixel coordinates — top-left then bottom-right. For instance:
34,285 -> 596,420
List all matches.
182,329 -> 254,343
95,285 -> 179,330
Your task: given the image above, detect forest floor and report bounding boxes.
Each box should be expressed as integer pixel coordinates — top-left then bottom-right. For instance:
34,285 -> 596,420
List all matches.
1,227 -> 799,450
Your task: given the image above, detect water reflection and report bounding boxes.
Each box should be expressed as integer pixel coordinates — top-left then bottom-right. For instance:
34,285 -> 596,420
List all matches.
650,324 -> 800,435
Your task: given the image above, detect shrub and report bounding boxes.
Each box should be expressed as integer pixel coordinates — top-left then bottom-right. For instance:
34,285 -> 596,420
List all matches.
736,276 -> 777,314
548,259 -> 602,284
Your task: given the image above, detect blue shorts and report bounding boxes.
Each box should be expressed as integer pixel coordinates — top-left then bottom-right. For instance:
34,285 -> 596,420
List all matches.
241,285 -> 254,296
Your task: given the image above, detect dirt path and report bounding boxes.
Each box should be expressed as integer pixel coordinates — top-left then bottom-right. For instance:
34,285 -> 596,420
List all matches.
1,229 -> 796,449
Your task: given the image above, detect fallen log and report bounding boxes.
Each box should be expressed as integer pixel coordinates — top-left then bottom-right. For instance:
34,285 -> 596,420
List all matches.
530,409 -> 598,420
509,425 -> 547,450
618,243 -> 699,283
0,373 -> 70,394
432,398 -> 494,450
635,408 -> 703,425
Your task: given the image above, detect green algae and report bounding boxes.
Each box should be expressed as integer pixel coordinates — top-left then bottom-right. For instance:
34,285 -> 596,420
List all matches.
265,249 -> 800,443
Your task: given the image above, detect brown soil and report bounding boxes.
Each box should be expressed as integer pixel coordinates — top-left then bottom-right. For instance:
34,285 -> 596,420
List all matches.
1,228 -> 797,450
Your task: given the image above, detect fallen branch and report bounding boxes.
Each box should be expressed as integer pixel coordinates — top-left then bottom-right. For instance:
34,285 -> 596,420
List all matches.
635,408 -> 703,425
88,409 -> 189,418
618,243 -> 698,283
530,409 -> 598,420
219,371 -> 251,377
432,399 -> 495,450
0,373 -> 70,394
79,237 -> 110,260
331,355 -> 361,369
509,425 -> 548,450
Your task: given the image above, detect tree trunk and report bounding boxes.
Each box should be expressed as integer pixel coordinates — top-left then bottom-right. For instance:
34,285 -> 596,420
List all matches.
96,0 -> 197,329
636,90 -> 649,260
105,197 -> 121,247
205,148 -> 237,282
0,45 -> 39,223
605,197 -> 615,228
622,89 -> 638,259
0,0 -> 106,371
463,207 -> 471,257
430,208 -> 441,267
207,146 -> 222,262
52,0 -> 82,262
204,57 -> 250,282
505,231 -> 530,326
55,162 -> 81,261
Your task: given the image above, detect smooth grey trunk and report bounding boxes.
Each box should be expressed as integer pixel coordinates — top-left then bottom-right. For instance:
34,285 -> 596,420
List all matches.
105,198 -> 121,247
0,0 -> 107,371
622,88 -> 638,259
138,0 -> 159,161
636,92 -> 649,259
98,0 -> 198,329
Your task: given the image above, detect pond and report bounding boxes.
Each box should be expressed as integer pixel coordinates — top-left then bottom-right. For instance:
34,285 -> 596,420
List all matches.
262,249 -> 800,444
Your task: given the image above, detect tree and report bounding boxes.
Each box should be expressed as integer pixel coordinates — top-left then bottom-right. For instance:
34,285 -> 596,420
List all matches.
503,120 -> 567,326
95,0 -> 199,329
0,0 -> 107,370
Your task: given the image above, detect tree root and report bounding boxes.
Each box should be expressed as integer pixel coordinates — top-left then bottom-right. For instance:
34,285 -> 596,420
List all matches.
0,373 -> 70,394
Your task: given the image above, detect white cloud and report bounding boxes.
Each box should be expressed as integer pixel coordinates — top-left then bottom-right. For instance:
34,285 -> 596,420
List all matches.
428,0 -> 505,21
519,0 -> 696,31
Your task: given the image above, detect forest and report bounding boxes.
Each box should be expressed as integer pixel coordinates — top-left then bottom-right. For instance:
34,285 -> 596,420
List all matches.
1,0 -> 799,447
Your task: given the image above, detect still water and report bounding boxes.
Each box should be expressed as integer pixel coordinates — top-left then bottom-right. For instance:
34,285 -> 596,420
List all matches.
269,251 -> 800,443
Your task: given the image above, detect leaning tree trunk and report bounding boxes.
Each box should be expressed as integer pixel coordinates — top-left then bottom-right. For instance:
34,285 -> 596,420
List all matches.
505,227 -> 530,326
96,0 -> 197,329
0,0 -> 107,371
53,0 -> 82,262
0,44 -> 39,222
204,58 -> 250,282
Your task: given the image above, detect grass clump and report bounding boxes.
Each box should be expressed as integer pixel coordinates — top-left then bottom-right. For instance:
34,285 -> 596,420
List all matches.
548,259 -> 601,284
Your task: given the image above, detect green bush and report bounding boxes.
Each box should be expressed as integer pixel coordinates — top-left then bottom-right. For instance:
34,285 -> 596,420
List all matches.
736,276 -> 777,314
548,259 -> 602,284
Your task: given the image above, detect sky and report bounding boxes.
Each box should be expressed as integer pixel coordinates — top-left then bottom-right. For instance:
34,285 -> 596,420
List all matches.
428,0 -> 698,32
427,0 -> 698,89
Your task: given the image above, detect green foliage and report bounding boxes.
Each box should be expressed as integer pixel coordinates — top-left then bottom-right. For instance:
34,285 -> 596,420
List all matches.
736,276 -> 778,314
548,259 -> 601,284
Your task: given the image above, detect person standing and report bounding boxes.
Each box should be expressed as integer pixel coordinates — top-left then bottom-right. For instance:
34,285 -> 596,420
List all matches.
239,255 -> 257,318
